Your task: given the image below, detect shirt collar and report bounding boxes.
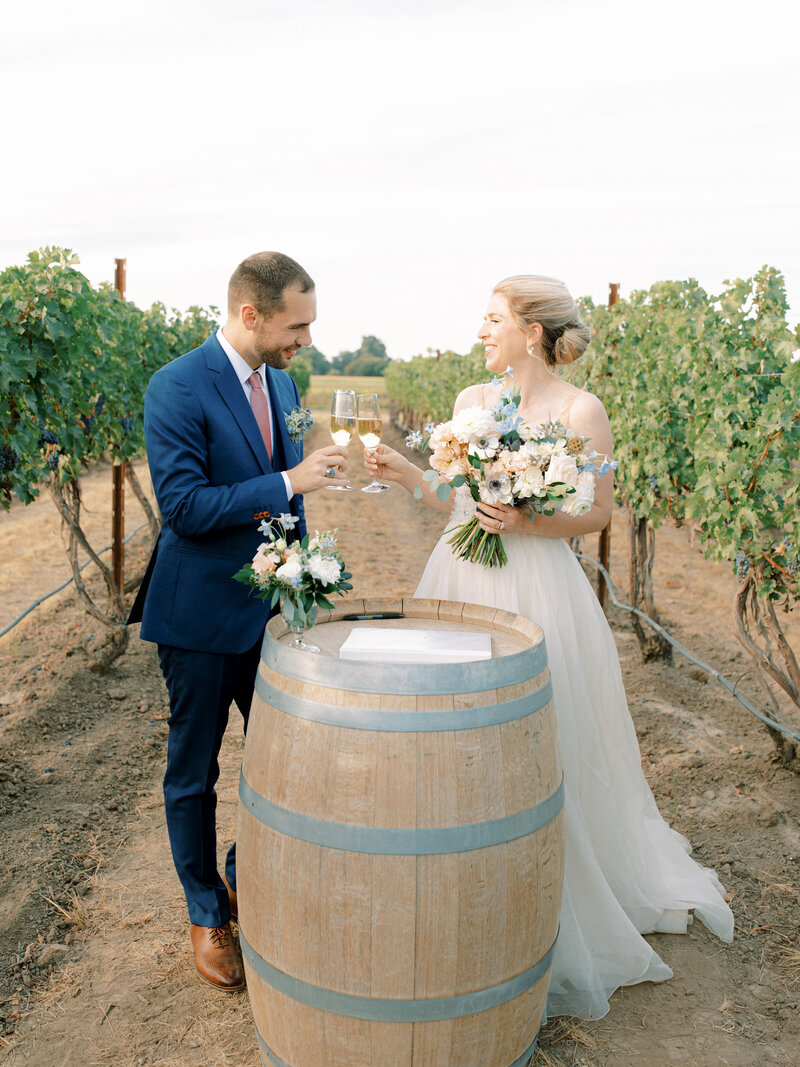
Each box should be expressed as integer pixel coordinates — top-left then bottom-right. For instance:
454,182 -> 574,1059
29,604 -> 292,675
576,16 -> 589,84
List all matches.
217,328 -> 265,388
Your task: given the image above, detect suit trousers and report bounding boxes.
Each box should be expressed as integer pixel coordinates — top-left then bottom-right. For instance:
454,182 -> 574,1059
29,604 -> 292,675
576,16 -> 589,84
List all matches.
157,638 -> 261,927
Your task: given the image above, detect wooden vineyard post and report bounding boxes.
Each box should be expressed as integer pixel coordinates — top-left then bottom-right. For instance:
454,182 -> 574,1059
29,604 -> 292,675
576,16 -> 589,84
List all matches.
596,281 -> 619,612
112,258 -> 127,595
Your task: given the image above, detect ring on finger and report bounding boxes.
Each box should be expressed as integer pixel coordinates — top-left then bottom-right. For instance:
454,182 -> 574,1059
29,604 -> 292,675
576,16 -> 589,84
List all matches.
499,521 -> 505,531
325,466 -> 336,478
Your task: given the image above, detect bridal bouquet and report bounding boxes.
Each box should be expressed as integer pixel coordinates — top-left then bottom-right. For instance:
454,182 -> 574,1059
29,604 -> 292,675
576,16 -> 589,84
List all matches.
407,378 -> 615,568
234,514 -> 353,627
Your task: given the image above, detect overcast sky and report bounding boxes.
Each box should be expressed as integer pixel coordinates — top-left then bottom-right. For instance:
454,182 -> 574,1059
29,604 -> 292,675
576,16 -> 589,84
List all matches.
1,0 -> 797,359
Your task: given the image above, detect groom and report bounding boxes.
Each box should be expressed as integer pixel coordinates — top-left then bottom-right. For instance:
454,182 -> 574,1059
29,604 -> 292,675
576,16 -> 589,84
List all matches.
129,251 -> 349,991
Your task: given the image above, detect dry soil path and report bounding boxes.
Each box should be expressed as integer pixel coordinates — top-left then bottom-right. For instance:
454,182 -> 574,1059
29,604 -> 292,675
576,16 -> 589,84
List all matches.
0,416 -> 799,1066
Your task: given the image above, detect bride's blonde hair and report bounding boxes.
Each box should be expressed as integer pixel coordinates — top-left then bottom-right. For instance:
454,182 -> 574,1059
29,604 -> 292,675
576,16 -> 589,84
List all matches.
493,275 -> 591,367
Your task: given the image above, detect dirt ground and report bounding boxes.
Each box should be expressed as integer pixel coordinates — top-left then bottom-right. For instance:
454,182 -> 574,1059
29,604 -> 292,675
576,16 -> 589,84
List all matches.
1,415 -> 799,1067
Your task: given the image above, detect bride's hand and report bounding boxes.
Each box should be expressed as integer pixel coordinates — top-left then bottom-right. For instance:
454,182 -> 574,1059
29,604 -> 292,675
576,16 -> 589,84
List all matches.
476,501 -> 526,535
363,443 -> 414,486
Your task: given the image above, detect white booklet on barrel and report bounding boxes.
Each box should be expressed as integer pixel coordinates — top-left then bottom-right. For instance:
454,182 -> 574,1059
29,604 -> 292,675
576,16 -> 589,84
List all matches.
339,628 -> 492,664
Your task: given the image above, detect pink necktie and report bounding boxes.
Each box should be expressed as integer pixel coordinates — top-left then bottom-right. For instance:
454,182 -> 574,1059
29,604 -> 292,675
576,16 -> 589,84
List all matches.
248,371 -> 273,461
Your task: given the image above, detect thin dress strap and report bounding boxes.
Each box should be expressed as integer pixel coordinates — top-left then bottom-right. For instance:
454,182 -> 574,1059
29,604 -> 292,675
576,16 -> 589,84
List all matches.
554,390 -> 579,429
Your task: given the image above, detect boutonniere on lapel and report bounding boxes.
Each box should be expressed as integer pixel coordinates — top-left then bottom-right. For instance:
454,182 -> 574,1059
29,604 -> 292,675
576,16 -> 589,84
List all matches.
284,406 -> 314,444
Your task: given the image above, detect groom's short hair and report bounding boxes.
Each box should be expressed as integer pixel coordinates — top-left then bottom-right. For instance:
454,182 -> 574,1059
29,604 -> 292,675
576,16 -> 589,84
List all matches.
228,252 -> 315,320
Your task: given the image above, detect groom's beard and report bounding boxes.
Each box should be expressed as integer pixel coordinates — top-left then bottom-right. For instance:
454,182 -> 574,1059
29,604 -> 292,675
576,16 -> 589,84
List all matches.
255,342 -> 295,371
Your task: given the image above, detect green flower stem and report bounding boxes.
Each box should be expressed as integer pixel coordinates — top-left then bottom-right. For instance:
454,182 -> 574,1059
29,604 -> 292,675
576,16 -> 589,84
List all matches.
445,516 -> 509,568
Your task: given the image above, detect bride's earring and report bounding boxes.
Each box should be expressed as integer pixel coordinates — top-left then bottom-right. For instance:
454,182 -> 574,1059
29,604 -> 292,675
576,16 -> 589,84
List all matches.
526,326 -> 546,360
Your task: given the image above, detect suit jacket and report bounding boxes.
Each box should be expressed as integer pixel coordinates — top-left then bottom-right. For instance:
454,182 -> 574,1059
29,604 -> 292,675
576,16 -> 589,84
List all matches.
128,333 -> 307,654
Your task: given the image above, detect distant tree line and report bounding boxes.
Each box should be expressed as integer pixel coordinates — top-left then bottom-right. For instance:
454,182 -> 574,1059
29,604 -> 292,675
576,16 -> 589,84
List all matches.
298,335 -> 390,377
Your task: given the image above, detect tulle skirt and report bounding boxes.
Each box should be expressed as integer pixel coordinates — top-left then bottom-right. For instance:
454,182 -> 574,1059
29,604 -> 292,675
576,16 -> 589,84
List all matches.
415,524 -> 734,1021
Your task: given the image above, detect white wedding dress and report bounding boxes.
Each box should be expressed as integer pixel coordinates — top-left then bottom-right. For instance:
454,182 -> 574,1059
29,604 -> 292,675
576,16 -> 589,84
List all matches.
414,480 -> 734,1022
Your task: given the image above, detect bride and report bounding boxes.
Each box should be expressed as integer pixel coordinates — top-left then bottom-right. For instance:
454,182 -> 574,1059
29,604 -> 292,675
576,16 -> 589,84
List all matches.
364,275 -> 734,1021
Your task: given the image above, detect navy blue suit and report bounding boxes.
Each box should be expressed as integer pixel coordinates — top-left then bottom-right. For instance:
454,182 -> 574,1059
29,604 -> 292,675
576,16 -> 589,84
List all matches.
129,332 -> 306,926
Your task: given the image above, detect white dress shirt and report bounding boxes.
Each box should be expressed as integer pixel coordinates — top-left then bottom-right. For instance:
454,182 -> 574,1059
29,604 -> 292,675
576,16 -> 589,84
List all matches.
216,329 -> 294,499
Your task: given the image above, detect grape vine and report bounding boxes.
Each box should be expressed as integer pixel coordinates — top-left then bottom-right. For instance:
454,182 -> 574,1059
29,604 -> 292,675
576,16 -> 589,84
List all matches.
0,248 -> 219,669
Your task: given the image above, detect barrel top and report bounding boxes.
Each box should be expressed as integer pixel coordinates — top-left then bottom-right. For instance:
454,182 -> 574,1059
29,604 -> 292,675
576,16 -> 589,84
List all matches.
263,597 -> 547,694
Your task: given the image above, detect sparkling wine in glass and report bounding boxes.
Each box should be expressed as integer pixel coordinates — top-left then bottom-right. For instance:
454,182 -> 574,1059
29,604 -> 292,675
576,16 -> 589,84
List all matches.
328,389 -> 356,491
357,393 -> 390,493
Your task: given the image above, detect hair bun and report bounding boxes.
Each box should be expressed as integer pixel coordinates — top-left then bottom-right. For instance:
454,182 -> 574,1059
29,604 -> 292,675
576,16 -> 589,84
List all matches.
492,275 -> 591,367
553,322 -> 591,365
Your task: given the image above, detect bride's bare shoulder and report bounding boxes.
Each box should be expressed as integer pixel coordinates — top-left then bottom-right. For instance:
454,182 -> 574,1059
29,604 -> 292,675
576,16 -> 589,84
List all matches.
567,384 -> 607,418
453,381 -> 491,415
561,385 -> 612,447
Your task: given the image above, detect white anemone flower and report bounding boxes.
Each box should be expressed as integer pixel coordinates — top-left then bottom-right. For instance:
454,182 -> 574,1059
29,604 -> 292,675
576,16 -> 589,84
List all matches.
471,433 -> 501,459
478,472 -> 513,505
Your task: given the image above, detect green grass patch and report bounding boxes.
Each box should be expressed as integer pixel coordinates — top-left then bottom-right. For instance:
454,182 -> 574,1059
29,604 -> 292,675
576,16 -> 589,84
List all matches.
305,374 -> 387,409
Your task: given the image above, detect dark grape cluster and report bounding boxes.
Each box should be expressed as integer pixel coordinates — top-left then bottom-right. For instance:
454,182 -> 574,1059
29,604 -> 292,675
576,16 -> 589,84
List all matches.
81,395 -> 107,437
119,416 -> 134,437
48,451 -> 60,472
735,550 -> 751,581
38,426 -> 59,448
0,445 -> 18,473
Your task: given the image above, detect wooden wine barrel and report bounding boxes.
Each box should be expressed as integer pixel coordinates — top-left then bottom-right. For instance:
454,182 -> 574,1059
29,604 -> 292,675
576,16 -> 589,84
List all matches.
237,597 -> 564,1067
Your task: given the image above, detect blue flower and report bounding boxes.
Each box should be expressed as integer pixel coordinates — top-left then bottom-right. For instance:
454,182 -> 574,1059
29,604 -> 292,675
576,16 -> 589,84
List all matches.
496,416 -> 523,434
278,512 -> 300,530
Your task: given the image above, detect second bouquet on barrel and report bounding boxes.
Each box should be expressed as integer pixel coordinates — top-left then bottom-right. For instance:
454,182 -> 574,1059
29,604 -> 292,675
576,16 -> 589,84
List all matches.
234,515 -> 352,652
407,376 -> 616,568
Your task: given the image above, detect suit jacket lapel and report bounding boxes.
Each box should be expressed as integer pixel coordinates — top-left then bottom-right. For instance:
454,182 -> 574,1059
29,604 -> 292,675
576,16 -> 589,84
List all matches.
266,367 -> 301,467
204,336 -> 272,475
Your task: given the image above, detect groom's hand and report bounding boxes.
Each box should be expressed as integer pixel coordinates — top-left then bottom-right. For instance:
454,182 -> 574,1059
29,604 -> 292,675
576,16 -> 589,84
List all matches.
287,446 -> 350,493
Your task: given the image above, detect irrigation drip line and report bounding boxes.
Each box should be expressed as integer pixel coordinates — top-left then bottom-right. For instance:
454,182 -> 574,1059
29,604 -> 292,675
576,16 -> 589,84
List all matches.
576,551 -> 800,745
0,521 -> 149,640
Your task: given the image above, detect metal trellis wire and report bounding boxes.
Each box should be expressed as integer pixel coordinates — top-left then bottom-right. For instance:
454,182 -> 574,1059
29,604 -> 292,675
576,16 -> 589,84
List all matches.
575,550 -> 800,745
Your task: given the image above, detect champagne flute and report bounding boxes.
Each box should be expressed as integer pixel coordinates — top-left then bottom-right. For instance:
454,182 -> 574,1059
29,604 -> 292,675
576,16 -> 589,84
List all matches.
327,389 -> 356,491
357,393 -> 390,493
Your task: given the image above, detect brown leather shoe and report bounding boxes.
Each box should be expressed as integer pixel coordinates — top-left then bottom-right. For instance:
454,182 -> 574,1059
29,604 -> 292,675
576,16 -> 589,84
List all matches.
190,923 -> 245,991
221,873 -> 238,921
